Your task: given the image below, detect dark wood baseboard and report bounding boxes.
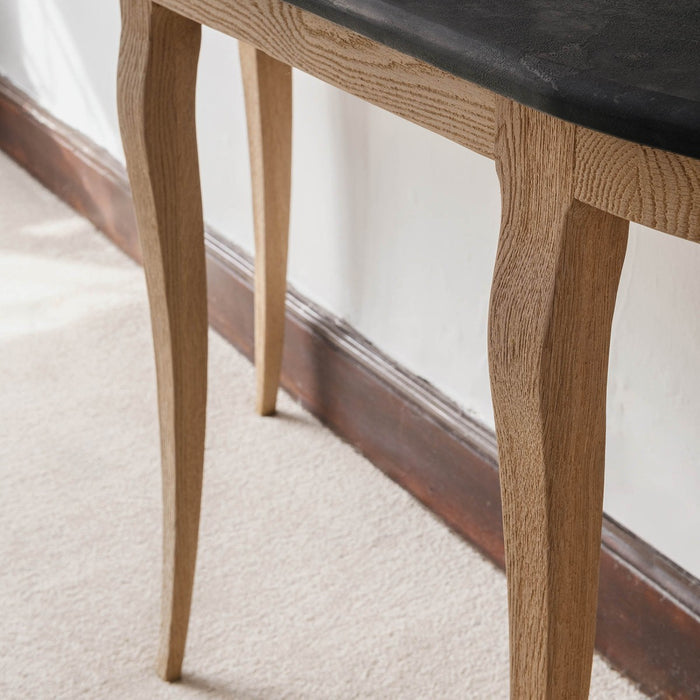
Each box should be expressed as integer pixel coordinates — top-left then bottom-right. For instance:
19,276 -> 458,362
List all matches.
2,75 -> 699,699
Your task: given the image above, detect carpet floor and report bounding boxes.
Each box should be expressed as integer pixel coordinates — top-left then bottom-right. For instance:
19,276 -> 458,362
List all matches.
0,152 -> 645,698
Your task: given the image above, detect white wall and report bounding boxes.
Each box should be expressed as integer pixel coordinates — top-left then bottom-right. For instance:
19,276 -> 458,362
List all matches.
2,0 -> 698,577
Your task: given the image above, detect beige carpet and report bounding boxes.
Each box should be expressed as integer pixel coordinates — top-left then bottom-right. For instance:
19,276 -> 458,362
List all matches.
0,151 -> 645,699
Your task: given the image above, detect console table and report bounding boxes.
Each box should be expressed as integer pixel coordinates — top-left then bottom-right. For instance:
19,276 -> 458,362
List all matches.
116,0 -> 700,697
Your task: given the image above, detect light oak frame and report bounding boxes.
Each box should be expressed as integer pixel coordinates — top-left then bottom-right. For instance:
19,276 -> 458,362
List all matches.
117,0 -> 700,696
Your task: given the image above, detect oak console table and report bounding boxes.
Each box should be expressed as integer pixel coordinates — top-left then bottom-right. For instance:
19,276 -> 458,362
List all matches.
116,0 -> 700,697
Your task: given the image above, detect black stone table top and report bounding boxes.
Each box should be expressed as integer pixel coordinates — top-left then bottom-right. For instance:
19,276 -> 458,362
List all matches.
284,0 -> 700,159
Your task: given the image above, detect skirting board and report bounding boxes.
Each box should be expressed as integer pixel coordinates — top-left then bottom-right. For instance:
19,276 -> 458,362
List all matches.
1,75 -> 699,699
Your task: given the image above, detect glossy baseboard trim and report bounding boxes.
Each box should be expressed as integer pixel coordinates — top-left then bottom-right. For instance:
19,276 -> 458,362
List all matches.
2,74 -> 698,699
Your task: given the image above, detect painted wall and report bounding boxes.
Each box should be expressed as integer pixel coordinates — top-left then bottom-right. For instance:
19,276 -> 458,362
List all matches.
2,0 -> 699,577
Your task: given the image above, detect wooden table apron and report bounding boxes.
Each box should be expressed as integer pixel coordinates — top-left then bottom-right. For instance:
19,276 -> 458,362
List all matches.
116,0 -> 700,697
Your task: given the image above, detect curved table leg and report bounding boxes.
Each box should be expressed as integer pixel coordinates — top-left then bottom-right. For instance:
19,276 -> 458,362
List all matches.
240,43 -> 292,416
118,0 -> 206,681
488,99 -> 628,699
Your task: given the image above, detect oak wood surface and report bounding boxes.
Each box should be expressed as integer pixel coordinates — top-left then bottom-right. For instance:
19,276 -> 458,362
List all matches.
575,126 -> 700,241
155,0 -> 496,159
154,0 -> 700,245
117,0 -> 206,681
240,42 -> 292,416
489,99 -> 629,698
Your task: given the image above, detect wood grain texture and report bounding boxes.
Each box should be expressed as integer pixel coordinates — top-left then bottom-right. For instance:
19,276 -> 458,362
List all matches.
489,99 -> 629,699
117,0 -> 206,681
156,0 -> 700,242
574,126 -> 700,241
240,43 -> 292,416
155,0 -> 496,158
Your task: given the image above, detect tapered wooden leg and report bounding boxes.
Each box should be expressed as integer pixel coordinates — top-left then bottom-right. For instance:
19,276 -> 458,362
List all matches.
488,99 -> 628,699
117,1 -> 205,681
239,43 -> 292,416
